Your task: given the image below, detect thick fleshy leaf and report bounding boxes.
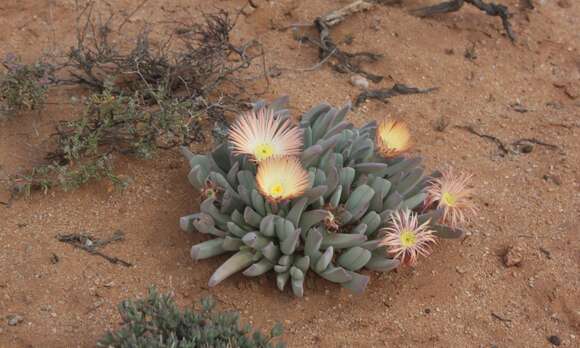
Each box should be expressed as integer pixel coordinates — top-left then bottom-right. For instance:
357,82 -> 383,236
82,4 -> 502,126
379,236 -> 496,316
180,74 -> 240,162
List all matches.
304,186 -> 328,204
325,121 -> 353,139
319,265 -> 353,283
329,185 -> 343,208
226,161 -> 240,187
370,177 -> 392,212
354,163 -> 388,175
242,232 -> 270,249
188,165 -> 206,190
304,228 -> 323,259
321,233 -> 367,249
399,192 -> 427,210
303,126 -> 313,148
432,224 -> 466,239
339,167 -> 356,200
341,272 -> 370,295
345,185 -> 375,214
365,255 -> 400,272
208,250 -> 254,287
286,197 -> 308,227
301,144 -> 323,167
361,211 -> 381,235
251,189 -> 266,216
289,266 -> 304,281
180,213 -> 198,233
243,258 -> 274,276
243,207 -> 263,228
209,172 -> 234,192
313,108 -> 337,141
227,221 -> 247,238
294,255 -> 310,273
280,228 -> 300,255
395,168 -> 424,197
324,166 -> 339,198
383,191 -> 403,210
259,215 -> 276,237
418,209 -> 443,225
383,157 -> 422,177
179,146 -> 195,164
299,210 -> 328,233
352,223 -> 368,235
262,242 -> 281,262
191,239 -> 227,261
211,143 -> 231,173
191,212 -> 226,237
314,246 -> 334,273
237,170 -> 256,191
300,103 -> 331,127
200,198 -> 229,227
275,218 -> 295,240
222,236 -> 242,251
337,247 -> 372,271
291,278 -> 304,298
277,272 -> 290,291
359,239 -> 382,251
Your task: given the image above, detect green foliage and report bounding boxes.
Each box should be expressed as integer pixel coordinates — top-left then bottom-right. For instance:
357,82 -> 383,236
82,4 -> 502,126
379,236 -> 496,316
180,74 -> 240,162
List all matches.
7,9 -> 261,198
0,54 -> 50,113
181,98 -> 467,297
11,155 -> 121,196
98,287 -> 284,348
9,88 -> 200,196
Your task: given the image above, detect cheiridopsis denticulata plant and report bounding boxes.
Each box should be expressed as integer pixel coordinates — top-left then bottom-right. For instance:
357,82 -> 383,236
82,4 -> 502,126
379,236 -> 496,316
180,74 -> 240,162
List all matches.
180,96 -> 475,297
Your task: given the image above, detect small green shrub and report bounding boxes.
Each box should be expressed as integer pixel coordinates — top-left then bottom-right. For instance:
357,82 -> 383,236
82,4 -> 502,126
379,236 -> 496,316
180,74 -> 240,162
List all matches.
98,287 -> 284,348
0,53 -> 51,112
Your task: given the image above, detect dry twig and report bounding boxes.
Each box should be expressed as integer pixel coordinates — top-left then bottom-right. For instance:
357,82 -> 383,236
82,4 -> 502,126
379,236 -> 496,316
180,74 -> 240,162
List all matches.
355,84 -> 438,106
412,0 -> 516,42
56,230 -> 133,267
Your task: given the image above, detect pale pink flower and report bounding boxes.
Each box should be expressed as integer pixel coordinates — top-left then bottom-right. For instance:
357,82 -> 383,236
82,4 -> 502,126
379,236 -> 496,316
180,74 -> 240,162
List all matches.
425,168 -> 477,228
228,108 -> 303,162
379,209 -> 437,267
256,156 -> 309,202
375,118 -> 412,158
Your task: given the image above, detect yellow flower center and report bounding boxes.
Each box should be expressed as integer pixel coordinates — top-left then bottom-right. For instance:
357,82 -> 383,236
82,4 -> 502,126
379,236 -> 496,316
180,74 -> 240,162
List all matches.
441,192 -> 457,207
380,128 -> 408,151
254,143 -> 275,161
400,230 -> 417,248
269,183 -> 285,198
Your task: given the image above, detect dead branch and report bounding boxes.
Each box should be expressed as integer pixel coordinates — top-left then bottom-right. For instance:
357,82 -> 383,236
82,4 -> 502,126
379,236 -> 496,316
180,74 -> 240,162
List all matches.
354,83 -> 438,106
319,0 -> 375,27
411,0 -> 516,42
314,17 -> 383,82
56,230 -> 133,267
456,125 -> 560,156
284,1 -> 383,82
455,125 -> 511,155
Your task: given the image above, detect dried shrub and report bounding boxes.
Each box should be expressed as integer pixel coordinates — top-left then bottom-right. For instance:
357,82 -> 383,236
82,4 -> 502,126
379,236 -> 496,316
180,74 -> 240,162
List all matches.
8,7 -> 263,197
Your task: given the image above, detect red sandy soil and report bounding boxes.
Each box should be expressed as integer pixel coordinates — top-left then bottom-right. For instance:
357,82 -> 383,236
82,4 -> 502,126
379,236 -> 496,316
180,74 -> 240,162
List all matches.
1,0 -> 579,347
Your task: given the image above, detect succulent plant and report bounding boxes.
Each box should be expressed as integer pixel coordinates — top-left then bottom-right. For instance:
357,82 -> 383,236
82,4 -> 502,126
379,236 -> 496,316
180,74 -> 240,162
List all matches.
180,97 -> 470,297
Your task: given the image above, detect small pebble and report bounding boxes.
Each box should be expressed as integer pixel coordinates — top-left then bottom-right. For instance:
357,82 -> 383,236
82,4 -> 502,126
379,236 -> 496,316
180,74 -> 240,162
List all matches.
7,314 -> 23,326
557,0 -> 571,9
548,335 -> 561,346
503,245 -> 524,267
350,74 -> 369,90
